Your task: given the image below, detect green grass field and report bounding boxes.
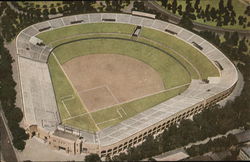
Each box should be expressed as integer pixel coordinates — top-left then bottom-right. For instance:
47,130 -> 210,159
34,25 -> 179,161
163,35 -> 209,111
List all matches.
39,23 -> 219,132
157,0 -> 250,30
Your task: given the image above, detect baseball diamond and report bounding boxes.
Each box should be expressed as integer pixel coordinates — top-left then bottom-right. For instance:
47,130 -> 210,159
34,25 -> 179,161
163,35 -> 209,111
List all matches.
16,13 -> 238,157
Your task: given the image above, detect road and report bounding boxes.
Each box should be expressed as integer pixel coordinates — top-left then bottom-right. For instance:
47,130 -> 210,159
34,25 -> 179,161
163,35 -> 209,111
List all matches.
146,1 -> 250,38
0,115 -> 18,162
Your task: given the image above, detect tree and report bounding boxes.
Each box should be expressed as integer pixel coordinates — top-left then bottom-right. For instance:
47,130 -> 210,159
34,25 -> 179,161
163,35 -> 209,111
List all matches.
210,7 -> 217,20
177,5 -> 183,16
84,153 -> 101,162
179,13 -> 194,30
172,0 -> 177,14
238,37 -> 248,54
230,32 -> 239,46
194,0 -> 200,10
161,0 -> 168,8
245,6 -> 250,16
12,138 -> 26,151
226,0 -> 233,11
205,4 -> 211,21
218,0 -> 225,14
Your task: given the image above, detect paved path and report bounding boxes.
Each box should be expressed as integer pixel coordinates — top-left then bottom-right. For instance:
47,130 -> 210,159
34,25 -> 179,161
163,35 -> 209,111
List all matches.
146,0 -> 250,38
0,114 -> 18,162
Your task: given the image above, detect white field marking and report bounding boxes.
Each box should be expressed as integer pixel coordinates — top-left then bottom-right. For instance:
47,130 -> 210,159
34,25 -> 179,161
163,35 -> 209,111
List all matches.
116,108 -> 123,118
101,13 -> 103,21
105,85 -> 120,103
62,112 -> 89,122
115,13 -> 117,21
205,48 -> 216,55
186,34 -> 195,42
61,18 -> 66,26
60,95 -> 75,117
62,100 -> 72,117
91,82 -> 191,114
78,85 -> 107,94
119,107 -> 127,116
52,53 -> 100,131
96,108 -> 127,125
96,117 -> 120,125
60,94 -> 74,101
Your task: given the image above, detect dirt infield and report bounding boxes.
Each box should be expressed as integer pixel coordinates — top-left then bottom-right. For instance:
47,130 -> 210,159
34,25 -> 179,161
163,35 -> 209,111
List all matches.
62,54 -> 165,112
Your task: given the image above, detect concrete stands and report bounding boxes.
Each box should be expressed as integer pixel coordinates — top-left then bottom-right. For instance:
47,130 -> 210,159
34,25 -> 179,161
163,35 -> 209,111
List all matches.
18,57 -> 59,131
16,13 -> 238,156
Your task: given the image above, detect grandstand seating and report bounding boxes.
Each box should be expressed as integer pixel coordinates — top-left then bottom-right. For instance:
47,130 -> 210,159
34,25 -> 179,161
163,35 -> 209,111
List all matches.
16,13 -> 238,156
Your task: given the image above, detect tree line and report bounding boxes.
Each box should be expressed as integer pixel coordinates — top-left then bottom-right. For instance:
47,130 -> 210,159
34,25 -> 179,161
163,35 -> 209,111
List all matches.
159,0 -> 250,28
0,37 -> 29,150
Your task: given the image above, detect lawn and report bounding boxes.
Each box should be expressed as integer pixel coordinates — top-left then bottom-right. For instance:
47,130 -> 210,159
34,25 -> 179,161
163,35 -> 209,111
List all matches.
52,38 -> 191,89
92,85 -> 188,129
38,22 -> 219,132
48,55 -> 98,131
37,23 -> 136,44
50,37 -> 191,131
141,27 -> 220,79
156,0 -> 250,30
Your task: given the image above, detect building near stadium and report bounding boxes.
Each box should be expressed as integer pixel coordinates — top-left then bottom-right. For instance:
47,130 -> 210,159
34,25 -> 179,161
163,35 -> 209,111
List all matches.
16,13 -> 238,157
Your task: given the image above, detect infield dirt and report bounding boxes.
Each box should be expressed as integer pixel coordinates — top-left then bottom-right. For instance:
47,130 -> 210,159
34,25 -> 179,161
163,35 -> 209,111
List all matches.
62,54 -> 165,112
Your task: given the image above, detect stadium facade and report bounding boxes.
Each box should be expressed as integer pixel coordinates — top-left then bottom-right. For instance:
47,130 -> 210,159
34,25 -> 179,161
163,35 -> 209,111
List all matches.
16,13 -> 238,157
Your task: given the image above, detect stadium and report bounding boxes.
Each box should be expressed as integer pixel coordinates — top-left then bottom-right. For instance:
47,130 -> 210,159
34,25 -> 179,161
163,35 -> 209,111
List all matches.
16,12 -> 238,157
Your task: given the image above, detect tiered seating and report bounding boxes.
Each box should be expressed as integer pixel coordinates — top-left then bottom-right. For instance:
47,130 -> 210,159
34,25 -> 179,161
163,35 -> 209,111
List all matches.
18,57 -> 59,129
129,15 -> 143,25
33,21 -> 51,32
177,30 -> 194,41
186,35 -> 204,44
49,18 -> 65,29
141,18 -> 155,27
62,16 -> 77,25
116,14 -> 131,23
75,14 -> 89,23
23,26 -> 39,36
16,13 -> 238,151
152,20 -> 169,31
165,23 -> 182,34
102,13 -> 116,22
199,41 -> 214,54
89,13 -> 102,23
